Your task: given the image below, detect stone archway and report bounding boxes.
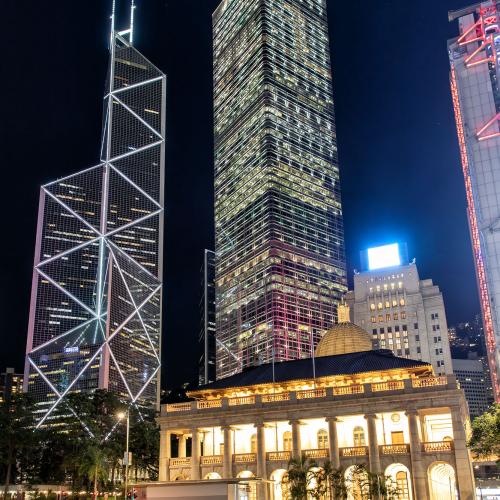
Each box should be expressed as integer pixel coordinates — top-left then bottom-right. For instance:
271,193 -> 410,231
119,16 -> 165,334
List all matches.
345,465 -> 369,500
385,463 -> 412,500
270,469 -> 288,500
204,472 -> 222,480
237,470 -> 256,500
428,462 -> 457,500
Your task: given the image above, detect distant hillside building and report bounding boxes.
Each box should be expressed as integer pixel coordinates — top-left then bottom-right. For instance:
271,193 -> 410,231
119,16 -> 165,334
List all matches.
346,244 -> 453,376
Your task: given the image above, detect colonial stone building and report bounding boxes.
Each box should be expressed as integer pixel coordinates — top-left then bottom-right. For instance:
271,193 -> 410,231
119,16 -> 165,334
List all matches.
158,317 -> 475,499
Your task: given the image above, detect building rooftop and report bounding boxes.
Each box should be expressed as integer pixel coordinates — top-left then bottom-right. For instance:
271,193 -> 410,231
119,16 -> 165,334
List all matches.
194,349 -> 431,393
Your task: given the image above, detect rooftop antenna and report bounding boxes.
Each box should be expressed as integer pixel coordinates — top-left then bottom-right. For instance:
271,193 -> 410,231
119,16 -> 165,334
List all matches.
114,0 -> 137,46
129,0 -> 136,45
110,0 -> 116,49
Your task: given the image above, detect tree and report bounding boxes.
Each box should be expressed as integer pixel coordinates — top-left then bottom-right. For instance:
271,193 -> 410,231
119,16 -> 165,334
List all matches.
78,446 -> 110,497
129,408 -> 159,481
468,403 -> 500,459
0,393 -> 37,497
284,456 -> 331,499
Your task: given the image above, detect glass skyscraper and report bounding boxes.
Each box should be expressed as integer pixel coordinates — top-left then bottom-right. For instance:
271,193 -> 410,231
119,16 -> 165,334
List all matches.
449,1 -> 500,401
213,0 -> 346,379
198,249 -> 216,385
24,20 -> 165,426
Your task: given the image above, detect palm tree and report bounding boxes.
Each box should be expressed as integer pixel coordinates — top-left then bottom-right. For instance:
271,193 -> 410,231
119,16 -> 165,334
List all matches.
78,446 -> 110,498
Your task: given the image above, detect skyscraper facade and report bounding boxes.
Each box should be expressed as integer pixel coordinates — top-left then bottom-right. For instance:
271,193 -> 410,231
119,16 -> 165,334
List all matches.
24,20 -> 165,426
198,249 -> 216,385
213,0 -> 346,379
449,1 -> 500,400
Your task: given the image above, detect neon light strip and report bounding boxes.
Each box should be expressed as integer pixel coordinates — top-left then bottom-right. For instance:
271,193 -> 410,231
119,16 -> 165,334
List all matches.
457,18 -> 482,46
451,66 -> 500,401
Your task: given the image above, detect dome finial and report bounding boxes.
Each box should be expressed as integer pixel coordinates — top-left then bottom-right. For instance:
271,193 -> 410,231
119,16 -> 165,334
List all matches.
338,303 -> 350,323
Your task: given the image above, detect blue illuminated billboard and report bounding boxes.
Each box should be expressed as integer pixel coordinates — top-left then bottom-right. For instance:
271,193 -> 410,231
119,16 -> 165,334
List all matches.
367,243 -> 401,270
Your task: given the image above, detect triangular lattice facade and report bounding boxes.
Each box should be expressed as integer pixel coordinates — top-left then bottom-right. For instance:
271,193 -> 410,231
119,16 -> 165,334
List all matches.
24,32 -> 165,427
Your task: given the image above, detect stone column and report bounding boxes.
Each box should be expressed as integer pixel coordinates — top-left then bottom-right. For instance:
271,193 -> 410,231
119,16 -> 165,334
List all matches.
451,406 -> 476,500
364,414 -> 381,473
159,430 -> 171,481
290,420 -> 302,459
191,429 -> 200,480
326,417 -> 340,468
222,425 -> 233,479
255,422 -> 268,500
179,434 -> 187,457
406,410 -> 428,500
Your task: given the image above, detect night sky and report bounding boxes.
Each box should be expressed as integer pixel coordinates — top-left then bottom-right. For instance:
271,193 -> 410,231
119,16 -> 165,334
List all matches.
2,0 -> 481,388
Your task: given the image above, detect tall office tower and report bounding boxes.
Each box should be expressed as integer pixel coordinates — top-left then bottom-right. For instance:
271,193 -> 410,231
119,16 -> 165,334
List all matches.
198,250 -> 216,385
213,0 -> 346,379
24,13 -> 165,427
449,2 -> 500,400
452,357 -> 491,419
346,244 -> 453,376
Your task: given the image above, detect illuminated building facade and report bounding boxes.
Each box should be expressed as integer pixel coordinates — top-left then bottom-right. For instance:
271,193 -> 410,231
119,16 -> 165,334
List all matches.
199,250 -> 216,385
0,368 -> 23,404
346,244 -> 453,376
24,14 -> 165,426
448,1 -> 500,401
213,0 -> 346,379
158,322 -> 475,500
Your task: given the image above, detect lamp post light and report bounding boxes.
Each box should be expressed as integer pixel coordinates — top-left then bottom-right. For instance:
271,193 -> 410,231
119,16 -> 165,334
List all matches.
117,410 -> 130,498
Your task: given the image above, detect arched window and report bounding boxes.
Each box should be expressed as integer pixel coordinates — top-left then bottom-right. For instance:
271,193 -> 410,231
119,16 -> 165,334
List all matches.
353,426 -> 366,447
283,431 -> 292,451
317,429 -> 328,449
250,434 -> 257,453
396,471 -> 410,500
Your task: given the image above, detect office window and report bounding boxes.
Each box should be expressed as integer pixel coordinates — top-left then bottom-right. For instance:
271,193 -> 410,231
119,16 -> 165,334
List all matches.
414,323 -> 418,329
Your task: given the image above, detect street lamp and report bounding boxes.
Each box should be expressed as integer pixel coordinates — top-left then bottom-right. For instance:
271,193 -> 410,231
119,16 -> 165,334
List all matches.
117,410 -> 130,498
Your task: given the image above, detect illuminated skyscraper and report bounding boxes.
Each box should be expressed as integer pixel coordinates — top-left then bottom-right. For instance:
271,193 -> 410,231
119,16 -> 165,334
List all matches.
24,10 -> 165,426
449,1 -> 500,400
198,250 -> 216,385
213,0 -> 346,379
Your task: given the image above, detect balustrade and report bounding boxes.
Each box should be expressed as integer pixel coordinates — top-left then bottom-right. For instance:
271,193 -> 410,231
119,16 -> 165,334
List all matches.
333,384 -> 364,396
228,396 -> 255,406
296,388 -> 326,399
200,455 -> 223,465
262,392 -> 290,403
380,444 -> 409,455
412,376 -> 448,388
422,441 -> 453,453
197,400 -> 222,409
233,453 -> 256,463
340,446 -> 368,457
267,451 -> 292,461
166,402 -> 191,412
371,381 -> 404,392
169,457 -> 191,467
303,449 -> 328,459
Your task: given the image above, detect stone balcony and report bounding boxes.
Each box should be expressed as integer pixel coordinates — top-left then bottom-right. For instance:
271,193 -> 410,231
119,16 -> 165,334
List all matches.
163,376 -> 452,415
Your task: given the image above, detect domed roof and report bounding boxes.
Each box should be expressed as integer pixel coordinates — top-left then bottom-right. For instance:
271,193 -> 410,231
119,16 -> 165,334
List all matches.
315,304 -> 372,357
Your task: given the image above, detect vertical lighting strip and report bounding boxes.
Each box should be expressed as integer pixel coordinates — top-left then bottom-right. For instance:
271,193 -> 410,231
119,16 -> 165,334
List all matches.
450,66 -> 500,400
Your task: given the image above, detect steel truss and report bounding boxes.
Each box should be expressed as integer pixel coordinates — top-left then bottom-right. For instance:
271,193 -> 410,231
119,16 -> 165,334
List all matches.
24,22 -> 166,427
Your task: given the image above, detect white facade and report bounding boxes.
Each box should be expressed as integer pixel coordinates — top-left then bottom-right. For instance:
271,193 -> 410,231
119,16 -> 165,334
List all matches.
346,262 -> 453,376
449,2 -> 500,400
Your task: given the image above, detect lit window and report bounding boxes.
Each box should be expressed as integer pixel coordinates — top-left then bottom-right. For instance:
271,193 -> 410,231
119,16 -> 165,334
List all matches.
317,429 -> 328,449
370,304 -> 375,311
378,303 -> 383,310
400,298 -> 405,306
353,427 -> 366,447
